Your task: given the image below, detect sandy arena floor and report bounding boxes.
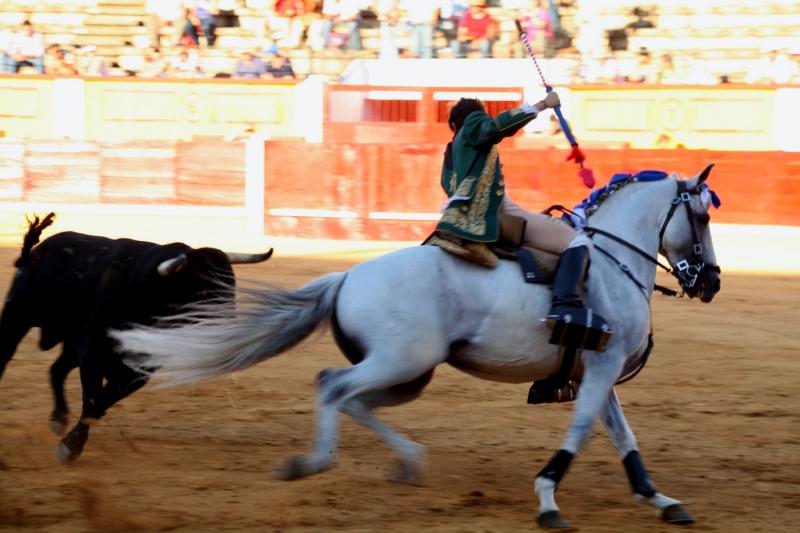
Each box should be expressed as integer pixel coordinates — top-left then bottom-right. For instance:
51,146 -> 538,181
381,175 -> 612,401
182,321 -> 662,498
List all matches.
0,245 -> 798,532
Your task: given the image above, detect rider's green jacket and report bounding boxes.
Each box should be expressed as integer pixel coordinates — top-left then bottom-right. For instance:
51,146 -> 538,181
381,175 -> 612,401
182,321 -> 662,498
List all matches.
435,105 -> 540,242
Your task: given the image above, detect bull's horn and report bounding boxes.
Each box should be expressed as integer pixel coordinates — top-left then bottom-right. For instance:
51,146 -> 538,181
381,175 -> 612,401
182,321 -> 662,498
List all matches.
226,248 -> 273,264
157,253 -> 188,276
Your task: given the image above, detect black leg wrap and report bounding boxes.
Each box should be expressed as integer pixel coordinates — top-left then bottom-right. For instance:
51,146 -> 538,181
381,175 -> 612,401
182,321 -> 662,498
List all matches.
623,450 -> 657,498
537,449 -> 574,484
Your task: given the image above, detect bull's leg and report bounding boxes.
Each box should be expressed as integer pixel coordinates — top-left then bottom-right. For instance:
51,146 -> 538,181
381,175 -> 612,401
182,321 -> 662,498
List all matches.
0,304 -> 30,379
49,342 -> 78,435
56,332 -> 107,464
601,388 -> 694,525
340,370 -> 434,485
56,360 -> 149,464
535,350 -> 624,530
97,361 -> 149,413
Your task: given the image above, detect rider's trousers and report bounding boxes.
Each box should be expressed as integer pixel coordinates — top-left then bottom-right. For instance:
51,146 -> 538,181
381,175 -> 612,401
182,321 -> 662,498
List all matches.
500,194 -> 590,254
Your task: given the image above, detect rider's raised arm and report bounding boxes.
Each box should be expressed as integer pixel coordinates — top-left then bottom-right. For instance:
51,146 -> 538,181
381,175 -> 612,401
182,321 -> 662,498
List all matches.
459,91 -> 560,147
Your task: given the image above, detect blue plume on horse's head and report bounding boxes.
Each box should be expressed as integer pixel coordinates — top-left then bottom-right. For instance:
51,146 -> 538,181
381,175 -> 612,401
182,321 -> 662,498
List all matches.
693,164 -> 721,209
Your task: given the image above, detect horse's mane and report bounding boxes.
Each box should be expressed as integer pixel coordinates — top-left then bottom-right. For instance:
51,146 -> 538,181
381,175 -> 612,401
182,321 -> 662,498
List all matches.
580,171 -> 673,219
568,170 -> 673,228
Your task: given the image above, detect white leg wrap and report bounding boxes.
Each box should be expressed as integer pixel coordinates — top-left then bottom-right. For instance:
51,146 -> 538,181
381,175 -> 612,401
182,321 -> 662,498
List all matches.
535,476 -> 559,514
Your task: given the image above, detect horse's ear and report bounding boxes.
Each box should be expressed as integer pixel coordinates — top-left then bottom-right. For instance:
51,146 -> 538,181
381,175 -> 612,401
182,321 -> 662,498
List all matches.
696,163 -> 714,185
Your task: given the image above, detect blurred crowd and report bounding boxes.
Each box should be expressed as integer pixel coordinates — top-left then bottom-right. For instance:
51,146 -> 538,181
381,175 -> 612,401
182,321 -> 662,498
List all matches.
1,0 -> 799,84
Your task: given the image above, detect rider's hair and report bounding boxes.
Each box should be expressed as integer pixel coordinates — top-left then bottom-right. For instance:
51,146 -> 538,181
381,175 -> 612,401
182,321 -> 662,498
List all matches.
448,98 -> 485,133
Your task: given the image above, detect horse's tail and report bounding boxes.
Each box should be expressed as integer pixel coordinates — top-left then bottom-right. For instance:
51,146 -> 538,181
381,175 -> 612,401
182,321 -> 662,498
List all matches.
15,212 -> 55,267
111,272 -> 347,386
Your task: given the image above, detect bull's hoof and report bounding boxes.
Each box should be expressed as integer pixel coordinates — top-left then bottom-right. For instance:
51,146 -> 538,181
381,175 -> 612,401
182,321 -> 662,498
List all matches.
537,510 -> 574,530
49,411 -> 69,436
661,503 -> 695,525
275,455 -> 330,481
56,442 -> 79,464
56,424 -> 89,464
388,458 -> 424,486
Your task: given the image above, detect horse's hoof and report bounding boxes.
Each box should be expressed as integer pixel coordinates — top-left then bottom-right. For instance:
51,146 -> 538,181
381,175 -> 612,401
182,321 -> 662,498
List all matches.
275,455 -> 328,481
56,442 -> 80,464
537,510 -> 574,530
388,458 -> 424,486
662,503 -> 695,525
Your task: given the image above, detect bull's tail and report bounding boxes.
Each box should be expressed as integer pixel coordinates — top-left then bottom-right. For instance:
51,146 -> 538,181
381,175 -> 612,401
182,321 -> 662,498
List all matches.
15,212 -> 56,267
111,272 -> 347,386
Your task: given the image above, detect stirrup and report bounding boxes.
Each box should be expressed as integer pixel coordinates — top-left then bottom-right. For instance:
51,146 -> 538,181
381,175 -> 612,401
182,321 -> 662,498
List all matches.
528,378 -> 579,404
543,307 -> 612,352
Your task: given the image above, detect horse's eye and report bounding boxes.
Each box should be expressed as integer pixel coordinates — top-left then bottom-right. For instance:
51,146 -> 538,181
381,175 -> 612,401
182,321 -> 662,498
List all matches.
697,214 -> 710,225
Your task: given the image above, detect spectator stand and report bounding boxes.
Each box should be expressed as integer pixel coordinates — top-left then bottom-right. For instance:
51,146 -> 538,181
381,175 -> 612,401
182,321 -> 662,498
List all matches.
0,1 -> 798,83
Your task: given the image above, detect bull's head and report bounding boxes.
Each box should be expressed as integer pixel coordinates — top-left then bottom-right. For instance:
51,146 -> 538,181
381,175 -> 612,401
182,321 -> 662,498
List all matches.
157,247 -> 273,277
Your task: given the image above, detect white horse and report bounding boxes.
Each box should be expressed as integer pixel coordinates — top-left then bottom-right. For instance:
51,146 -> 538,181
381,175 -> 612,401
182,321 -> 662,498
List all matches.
113,166 -> 721,529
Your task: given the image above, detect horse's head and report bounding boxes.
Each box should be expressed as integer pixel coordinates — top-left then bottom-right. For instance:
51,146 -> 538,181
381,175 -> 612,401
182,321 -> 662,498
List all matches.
659,164 -> 721,302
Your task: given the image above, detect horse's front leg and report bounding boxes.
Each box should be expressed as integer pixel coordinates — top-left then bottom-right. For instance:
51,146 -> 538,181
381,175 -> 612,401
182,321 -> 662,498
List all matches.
601,388 -> 695,525
535,350 -> 624,530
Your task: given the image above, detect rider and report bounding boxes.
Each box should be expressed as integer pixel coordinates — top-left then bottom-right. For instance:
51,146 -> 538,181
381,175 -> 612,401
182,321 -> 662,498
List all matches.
435,93 -> 596,326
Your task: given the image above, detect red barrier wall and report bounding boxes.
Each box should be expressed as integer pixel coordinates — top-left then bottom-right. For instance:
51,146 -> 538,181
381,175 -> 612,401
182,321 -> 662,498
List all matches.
264,140 -> 800,240
3,138 -> 797,242
0,139 -> 245,205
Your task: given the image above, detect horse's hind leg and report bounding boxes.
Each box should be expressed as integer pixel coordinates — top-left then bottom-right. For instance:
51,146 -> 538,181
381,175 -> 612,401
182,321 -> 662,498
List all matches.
277,348 -> 443,481
341,370 -> 434,485
49,342 -> 78,435
601,388 -> 694,525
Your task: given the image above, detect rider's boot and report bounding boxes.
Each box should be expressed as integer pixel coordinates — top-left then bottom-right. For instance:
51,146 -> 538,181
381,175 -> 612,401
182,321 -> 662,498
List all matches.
546,245 -> 590,322
544,245 -> 611,352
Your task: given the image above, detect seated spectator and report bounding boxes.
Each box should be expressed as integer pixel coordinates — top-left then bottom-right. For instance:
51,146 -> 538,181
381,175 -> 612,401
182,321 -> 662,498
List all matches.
233,50 -> 266,78
746,49 -> 799,85
5,20 -> 45,74
328,0 -> 364,51
656,53 -> 681,84
76,45 -> 109,77
168,48 -> 204,77
138,49 -> 169,77
0,26 -> 13,73
630,47 -> 656,83
516,0 -> 551,56
44,45 -> 78,76
376,0 -> 399,60
684,52 -> 718,85
398,0 -> 440,59
146,0 -> 184,49
273,0 -> 307,48
261,35 -> 280,56
264,53 -> 296,79
183,0 -> 218,47
450,0 -> 498,58
438,1 -> 469,43
317,0 -> 340,51
548,113 -> 561,137
215,0 -> 242,28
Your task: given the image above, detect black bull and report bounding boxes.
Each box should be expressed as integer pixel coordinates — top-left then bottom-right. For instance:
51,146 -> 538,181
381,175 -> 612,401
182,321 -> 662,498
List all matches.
0,213 -> 272,463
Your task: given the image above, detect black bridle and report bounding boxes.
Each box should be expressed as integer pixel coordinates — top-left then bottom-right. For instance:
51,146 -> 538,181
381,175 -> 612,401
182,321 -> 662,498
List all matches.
545,178 -> 721,386
549,180 -> 720,299
655,180 -> 721,293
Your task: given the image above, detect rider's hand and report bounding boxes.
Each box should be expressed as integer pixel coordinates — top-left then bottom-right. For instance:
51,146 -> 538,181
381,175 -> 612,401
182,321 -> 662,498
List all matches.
542,91 -> 560,109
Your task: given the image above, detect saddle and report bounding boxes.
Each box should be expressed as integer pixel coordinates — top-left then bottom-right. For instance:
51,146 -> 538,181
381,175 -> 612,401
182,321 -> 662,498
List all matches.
426,214 -> 559,284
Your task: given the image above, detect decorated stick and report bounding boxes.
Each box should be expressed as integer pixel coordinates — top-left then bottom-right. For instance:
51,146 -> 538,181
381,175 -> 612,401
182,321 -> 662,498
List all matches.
520,32 -> 595,188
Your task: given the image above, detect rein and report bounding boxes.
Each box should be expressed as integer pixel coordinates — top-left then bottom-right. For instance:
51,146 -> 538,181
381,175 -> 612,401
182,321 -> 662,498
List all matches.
550,179 -> 718,299
545,176 -> 719,389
